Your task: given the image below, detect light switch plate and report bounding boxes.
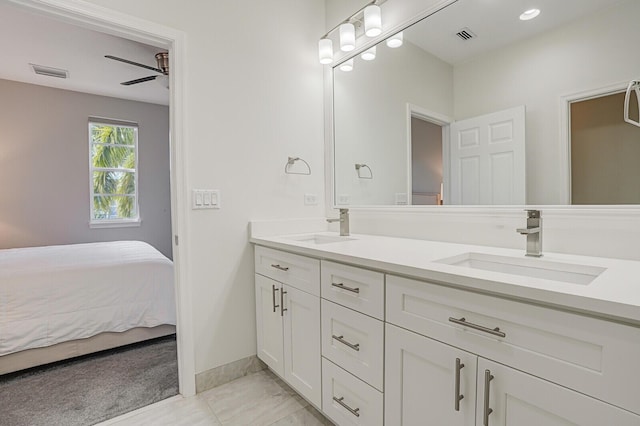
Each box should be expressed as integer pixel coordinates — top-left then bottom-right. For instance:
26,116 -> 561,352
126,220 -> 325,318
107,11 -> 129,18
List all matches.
337,194 -> 350,205
192,189 -> 221,209
304,193 -> 318,205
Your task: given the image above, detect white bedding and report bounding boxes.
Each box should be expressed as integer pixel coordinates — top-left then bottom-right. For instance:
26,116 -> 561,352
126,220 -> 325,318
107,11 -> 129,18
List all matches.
0,241 -> 176,356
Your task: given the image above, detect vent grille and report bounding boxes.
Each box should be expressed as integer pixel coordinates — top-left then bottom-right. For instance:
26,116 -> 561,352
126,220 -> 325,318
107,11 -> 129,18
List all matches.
30,64 -> 68,79
456,27 -> 476,41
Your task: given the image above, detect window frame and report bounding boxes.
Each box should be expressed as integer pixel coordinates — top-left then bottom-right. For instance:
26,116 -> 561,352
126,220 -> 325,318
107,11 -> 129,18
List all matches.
88,117 -> 141,228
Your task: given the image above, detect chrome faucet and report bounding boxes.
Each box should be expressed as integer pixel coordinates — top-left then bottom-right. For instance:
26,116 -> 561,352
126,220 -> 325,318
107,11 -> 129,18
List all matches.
516,210 -> 542,257
327,208 -> 350,236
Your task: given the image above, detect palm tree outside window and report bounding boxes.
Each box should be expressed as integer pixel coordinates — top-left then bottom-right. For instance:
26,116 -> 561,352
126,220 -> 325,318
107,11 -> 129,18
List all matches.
89,118 -> 140,226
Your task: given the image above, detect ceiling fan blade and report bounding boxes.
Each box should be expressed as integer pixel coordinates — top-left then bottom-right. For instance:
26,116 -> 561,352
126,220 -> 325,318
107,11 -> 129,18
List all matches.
105,55 -> 162,73
121,75 -> 158,86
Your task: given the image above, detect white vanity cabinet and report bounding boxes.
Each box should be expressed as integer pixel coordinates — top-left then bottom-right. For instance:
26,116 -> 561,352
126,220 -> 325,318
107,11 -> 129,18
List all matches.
253,239 -> 640,425
386,274 -> 640,425
254,246 -> 321,408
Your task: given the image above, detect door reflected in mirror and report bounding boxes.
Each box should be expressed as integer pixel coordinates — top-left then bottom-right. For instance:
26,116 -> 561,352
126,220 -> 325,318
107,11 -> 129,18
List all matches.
332,0 -> 640,207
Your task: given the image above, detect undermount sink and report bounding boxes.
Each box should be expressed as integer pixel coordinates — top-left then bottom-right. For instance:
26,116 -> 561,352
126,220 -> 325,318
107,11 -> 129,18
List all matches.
435,252 -> 606,285
286,234 -> 356,245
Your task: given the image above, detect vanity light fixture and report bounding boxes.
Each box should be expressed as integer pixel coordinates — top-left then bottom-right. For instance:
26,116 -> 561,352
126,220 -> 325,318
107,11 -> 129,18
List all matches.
519,8 -> 541,21
317,0 -> 387,65
339,23 -> 356,52
339,59 -> 354,72
364,5 -> 382,37
361,46 -> 376,61
386,31 -> 403,48
318,38 -> 334,64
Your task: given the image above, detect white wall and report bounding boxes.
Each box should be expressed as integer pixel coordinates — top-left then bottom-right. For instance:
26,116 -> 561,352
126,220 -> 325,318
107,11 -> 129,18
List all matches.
454,0 -> 640,205
79,0 -> 326,375
0,79 -> 172,258
334,41 -> 452,205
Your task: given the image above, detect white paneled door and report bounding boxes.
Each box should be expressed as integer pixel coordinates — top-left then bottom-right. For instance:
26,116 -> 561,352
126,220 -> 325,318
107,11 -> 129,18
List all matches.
282,284 -> 321,407
255,274 -> 284,376
385,324 -> 477,426
449,106 -> 525,205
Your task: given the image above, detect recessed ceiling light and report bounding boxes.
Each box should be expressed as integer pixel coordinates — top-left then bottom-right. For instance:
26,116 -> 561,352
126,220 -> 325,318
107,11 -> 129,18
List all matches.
520,8 -> 541,21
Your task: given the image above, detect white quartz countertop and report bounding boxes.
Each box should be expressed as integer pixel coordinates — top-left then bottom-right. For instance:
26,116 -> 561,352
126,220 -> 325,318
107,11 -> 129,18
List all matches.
250,232 -> 640,325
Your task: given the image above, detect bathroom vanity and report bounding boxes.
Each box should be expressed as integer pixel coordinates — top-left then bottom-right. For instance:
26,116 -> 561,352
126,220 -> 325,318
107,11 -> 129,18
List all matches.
252,232 -> 640,425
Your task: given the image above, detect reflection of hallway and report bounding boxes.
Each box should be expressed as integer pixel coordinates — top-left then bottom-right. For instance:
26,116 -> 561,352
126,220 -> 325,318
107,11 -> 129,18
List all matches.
103,369 -> 334,426
0,336 -> 178,425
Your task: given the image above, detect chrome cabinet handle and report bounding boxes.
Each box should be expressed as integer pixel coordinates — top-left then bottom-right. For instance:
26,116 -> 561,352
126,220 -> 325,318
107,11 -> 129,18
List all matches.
454,358 -> 465,411
331,282 -> 360,294
483,369 -> 494,426
280,289 -> 287,316
332,334 -> 360,351
448,317 -> 506,338
333,396 -> 360,417
271,264 -> 289,272
271,285 -> 280,313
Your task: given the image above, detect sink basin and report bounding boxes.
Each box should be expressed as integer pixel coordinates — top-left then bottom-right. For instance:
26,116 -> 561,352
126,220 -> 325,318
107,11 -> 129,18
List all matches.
286,234 -> 356,245
435,252 -> 606,285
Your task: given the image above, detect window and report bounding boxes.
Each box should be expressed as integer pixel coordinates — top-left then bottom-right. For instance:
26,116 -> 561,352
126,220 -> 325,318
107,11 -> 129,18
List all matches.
89,118 -> 140,226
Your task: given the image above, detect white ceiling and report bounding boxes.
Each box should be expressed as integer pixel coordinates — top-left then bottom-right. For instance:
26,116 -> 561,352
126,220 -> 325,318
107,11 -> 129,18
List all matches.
0,1 -> 169,105
405,0 -> 623,65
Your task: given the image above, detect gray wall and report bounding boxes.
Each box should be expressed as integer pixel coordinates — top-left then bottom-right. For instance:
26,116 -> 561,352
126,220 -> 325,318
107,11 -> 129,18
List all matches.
0,79 -> 172,258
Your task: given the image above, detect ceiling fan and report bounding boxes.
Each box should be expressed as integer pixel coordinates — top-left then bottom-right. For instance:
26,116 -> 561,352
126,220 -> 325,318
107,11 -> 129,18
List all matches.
105,52 -> 169,86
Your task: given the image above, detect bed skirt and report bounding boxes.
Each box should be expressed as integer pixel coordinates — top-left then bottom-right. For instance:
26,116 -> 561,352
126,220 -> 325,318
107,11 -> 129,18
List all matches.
0,324 -> 176,375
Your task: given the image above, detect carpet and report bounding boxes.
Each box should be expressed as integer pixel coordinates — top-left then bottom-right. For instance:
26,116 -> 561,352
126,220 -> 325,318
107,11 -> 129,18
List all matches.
0,335 -> 178,426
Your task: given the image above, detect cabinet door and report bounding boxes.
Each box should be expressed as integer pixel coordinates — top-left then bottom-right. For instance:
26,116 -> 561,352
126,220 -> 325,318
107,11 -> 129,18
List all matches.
282,284 -> 321,408
385,323 -> 477,426
255,274 -> 284,376
477,358 -> 640,426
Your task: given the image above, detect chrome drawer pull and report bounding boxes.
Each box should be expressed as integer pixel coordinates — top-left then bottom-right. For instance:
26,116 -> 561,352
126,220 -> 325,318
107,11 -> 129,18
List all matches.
272,285 -> 280,313
332,334 -> 360,351
271,264 -> 289,272
454,357 -> 464,411
331,282 -> 360,294
483,369 -> 494,426
448,317 -> 506,338
333,396 -> 360,417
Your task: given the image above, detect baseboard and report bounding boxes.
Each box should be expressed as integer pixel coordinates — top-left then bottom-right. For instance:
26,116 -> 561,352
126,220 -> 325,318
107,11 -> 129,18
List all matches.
195,355 -> 266,393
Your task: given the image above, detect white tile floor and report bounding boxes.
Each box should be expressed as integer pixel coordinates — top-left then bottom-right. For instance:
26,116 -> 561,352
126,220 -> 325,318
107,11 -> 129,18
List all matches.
99,370 -> 334,426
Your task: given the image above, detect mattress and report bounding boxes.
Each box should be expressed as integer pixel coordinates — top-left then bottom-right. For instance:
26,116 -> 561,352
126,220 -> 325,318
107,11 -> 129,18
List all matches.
0,241 -> 176,356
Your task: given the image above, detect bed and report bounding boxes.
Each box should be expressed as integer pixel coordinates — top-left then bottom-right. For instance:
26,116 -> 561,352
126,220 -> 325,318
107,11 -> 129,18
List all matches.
0,241 -> 176,375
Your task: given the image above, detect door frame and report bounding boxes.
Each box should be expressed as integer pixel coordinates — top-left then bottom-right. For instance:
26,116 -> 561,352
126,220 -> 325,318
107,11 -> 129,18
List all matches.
559,81 -> 629,205
405,104 -> 453,205
9,0 -> 196,396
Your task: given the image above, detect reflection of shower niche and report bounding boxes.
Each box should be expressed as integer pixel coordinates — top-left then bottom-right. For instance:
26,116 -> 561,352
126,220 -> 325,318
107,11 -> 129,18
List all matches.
571,92 -> 640,205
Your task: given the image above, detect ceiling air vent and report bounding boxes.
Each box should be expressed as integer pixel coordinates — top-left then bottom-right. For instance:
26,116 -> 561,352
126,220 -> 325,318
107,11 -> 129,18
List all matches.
456,27 -> 476,41
30,64 -> 69,79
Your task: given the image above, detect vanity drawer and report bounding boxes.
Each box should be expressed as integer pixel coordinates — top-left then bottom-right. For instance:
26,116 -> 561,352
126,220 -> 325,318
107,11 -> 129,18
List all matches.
321,260 -> 384,319
322,357 -> 383,426
386,274 -> 640,415
321,299 -> 384,391
254,246 -> 320,296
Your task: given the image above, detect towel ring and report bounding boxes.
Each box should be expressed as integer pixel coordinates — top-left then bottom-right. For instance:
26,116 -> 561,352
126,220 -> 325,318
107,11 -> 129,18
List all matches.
285,157 -> 311,175
355,163 -> 373,179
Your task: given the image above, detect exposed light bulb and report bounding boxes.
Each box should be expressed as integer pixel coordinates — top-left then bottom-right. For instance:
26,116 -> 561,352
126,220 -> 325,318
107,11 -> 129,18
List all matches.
364,5 -> 382,37
339,59 -> 354,72
519,8 -> 540,21
339,23 -> 356,52
361,46 -> 376,61
318,38 -> 333,64
386,32 -> 403,48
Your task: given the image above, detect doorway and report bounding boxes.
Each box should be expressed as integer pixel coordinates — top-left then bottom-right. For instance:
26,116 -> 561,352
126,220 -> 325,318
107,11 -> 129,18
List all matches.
5,0 -> 193,399
570,91 -> 640,204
